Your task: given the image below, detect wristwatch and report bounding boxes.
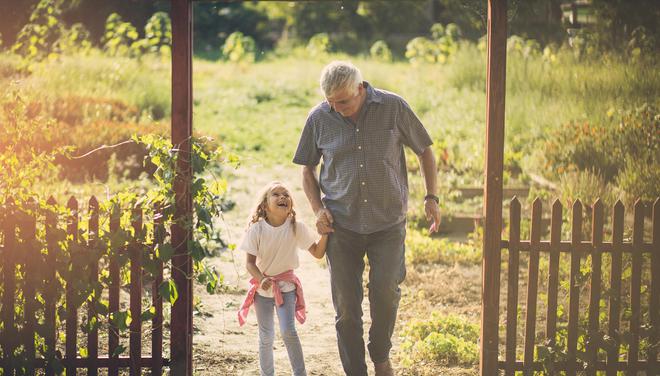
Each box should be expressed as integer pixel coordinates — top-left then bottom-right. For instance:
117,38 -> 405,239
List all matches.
424,194 -> 439,204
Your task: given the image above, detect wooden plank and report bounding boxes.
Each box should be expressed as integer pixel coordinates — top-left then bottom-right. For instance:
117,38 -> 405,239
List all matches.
504,198 -> 521,376
523,199 -> 542,375
606,201 -> 624,376
497,359 -> 651,371
650,198 -> 659,375
22,198 -> 38,376
546,199 -> 563,346
152,206 -> 165,376
480,1 -> 507,373
87,197 -> 100,376
66,196 -> 79,376
627,200 -> 644,372
500,240 -> 653,254
44,197 -> 59,376
567,200 -> 583,375
586,199 -> 604,376
129,206 -> 143,376
0,356 -> 170,369
1,198 -> 16,375
171,0 -> 194,375
108,204 -> 120,376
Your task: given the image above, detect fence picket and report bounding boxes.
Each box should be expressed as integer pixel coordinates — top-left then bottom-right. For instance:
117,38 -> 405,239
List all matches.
586,199 -> 604,376
108,204 -> 120,376
44,197 -> 58,376
546,200 -> 562,346
2,198 -> 17,376
627,200 -> 644,372
88,197 -> 100,376
606,201 -> 624,376
129,206 -> 143,376
567,200 -> 583,375
523,199 -> 542,375
650,199 -> 659,375
66,197 -> 79,376
152,207 -> 165,376
505,198 -> 521,376
22,198 -> 38,376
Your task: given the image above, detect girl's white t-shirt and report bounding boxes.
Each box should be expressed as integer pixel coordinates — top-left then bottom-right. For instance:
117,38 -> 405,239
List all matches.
239,218 -> 318,297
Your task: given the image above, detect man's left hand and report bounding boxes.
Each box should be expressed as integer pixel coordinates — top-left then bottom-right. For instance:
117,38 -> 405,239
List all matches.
425,199 -> 441,234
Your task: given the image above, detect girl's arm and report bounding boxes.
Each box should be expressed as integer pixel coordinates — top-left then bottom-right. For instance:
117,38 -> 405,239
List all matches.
246,253 -> 272,290
308,234 -> 329,259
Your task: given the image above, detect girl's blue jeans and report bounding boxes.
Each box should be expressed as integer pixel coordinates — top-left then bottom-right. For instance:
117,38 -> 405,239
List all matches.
254,291 -> 307,376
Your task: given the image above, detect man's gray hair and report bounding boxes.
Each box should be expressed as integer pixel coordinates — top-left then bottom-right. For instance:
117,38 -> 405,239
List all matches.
320,61 -> 363,97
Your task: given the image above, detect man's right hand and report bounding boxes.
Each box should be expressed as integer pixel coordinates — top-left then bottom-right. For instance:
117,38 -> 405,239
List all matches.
315,207 -> 335,234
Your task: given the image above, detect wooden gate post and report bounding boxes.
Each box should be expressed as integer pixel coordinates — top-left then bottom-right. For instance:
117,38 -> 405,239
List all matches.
171,0 -> 194,375
481,0 -> 507,374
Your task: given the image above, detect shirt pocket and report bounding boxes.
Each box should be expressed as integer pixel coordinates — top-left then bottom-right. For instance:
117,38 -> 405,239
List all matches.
319,127 -> 354,163
370,128 -> 400,163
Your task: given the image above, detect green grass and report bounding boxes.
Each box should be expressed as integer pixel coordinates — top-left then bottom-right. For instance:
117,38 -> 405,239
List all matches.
1,44 -> 657,205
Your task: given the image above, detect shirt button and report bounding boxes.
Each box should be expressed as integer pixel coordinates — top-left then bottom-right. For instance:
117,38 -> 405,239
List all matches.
356,128 -> 360,132
363,199 -> 368,203
358,145 -> 362,150
359,164 -> 364,168
361,182 -> 366,185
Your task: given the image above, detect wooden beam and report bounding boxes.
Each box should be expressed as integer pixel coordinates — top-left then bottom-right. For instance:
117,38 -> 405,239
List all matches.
480,0 -> 507,375
170,1 -> 193,376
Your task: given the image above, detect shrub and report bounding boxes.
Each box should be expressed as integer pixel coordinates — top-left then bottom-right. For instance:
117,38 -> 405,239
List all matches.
507,35 -> 541,59
222,31 -> 256,63
627,26 -> 656,62
400,313 -> 479,367
543,104 -> 659,201
405,37 -> 438,65
0,88 -> 64,198
405,227 -> 481,266
11,0 -> 64,63
306,33 -> 331,58
55,23 -> 92,55
557,169 -> 613,208
567,28 -> 599,59
102,13 -> 140,57
133,12 -> 172,59
405,23 -> 460,65
369,40 -> 392,62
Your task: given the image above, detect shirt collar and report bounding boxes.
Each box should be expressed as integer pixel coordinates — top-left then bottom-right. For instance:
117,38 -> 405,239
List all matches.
324,81 -> 382,113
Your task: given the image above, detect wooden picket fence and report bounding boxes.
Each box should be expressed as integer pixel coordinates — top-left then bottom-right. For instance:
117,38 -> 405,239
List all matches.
0,196 -> 170,375
497,197 -> 659,375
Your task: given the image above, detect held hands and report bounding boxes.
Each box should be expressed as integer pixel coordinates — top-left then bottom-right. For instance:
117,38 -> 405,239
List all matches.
425,198 -> 441,234
315,207 -> 335,235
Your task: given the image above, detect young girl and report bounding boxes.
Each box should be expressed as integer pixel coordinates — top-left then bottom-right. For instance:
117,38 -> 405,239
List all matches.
237,181 -> 327,376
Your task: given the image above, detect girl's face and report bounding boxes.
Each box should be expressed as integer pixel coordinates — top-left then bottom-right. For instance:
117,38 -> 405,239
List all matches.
265,185 -> 292,216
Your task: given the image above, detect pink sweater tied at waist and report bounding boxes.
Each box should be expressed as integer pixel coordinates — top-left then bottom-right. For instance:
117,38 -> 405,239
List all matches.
237,270 -> 306,326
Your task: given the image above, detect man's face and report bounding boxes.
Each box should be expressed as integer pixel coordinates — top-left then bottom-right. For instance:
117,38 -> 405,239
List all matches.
326,83 -> 363,118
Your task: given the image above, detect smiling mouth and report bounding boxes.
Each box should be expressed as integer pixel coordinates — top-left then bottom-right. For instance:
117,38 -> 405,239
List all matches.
277,202 -> 288,208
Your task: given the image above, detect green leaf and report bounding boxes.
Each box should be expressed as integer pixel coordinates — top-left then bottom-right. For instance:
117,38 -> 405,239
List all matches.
112,344 -> 126,357
159,279 -> 178,305
156,242 -> 175,262
140,306 -> 156,321
110,310 -> 131,331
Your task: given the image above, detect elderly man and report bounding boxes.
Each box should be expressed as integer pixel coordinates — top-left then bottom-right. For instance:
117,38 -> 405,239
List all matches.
293,61 -> 441,376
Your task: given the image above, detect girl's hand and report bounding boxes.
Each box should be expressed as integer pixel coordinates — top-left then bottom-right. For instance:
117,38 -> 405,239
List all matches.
260,277 -> 273,290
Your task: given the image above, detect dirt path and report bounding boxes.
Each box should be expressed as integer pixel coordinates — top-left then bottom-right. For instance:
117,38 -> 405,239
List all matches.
192,162 -> 367,375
